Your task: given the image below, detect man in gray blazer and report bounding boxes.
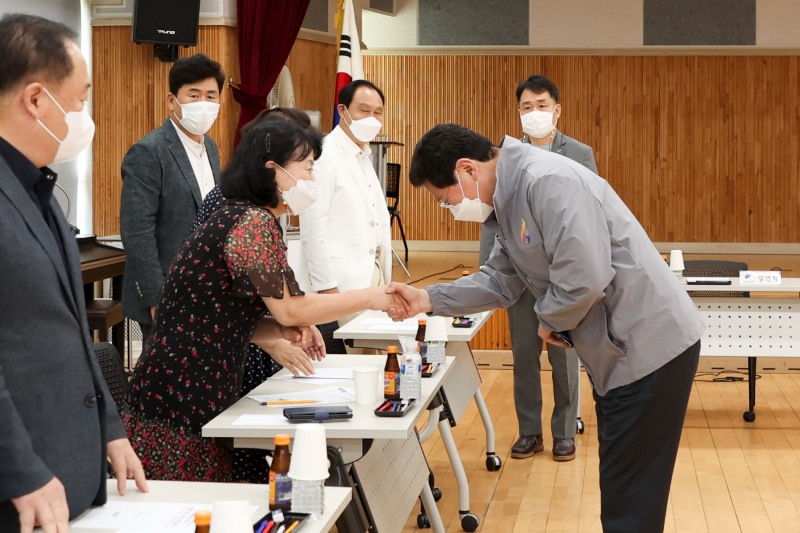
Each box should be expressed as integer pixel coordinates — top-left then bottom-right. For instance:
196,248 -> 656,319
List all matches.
0,14 -> 146,532
120,54 -> 224,342
479,75 -> 596,461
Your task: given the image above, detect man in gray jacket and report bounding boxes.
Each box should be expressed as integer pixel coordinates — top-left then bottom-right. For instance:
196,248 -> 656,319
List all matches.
120,54 -> 224,343
389,123 -> 704,532
0,14 -> 147,532
478,75 -> 597,461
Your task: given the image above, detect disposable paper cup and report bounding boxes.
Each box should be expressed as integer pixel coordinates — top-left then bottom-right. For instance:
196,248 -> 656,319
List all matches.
352,366 -> 379,406
210,500 -> 251,533
669,249 -> 685,272
288,424 -> 330,481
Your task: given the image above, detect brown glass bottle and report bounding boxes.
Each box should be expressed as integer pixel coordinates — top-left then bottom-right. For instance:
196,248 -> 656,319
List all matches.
415,318 -> 428,362
194,510 -> 211,533
269,434 -> 292,511
384,345 -> 400,400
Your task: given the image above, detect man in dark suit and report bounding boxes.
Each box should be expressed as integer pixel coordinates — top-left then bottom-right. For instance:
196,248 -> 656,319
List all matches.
120,54 -> 224,342
0,13 -> 147,532
479,75 -> 597,462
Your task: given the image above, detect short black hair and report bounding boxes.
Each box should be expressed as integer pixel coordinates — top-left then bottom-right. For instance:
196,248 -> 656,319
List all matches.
221,117 -> 322,207
338,79 -> 385,107
0,13 -> 77,97
168,53 -> 225,95
409,123 -> 496,189
516,74 -> 559,104
242,107 -> 312,136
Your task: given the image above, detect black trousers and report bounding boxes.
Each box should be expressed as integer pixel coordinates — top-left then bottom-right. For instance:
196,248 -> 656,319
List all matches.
593,340 -> 701,533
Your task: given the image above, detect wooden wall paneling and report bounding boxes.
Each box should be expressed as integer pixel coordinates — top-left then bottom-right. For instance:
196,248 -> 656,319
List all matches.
363,54 -> 800,245
285,39 -> 337,132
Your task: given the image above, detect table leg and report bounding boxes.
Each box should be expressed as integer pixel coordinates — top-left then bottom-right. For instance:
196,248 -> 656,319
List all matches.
420,482 -> 446,533
437,417 -> 480,530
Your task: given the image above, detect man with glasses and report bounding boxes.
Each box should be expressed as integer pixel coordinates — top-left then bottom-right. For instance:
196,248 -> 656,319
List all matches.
477,75 -> 597,462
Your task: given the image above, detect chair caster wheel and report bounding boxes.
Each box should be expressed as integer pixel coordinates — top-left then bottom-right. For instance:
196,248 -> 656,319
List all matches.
743,410 -> 756,422
417,513 -> 430,528
485,454 -> 502,471
432,487 -> 442,501
577,419 -> 585,434
460,513 -> 479,531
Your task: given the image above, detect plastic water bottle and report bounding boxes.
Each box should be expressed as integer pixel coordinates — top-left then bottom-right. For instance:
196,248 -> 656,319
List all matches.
291,479 -> 325,519
400,350 -> 422,401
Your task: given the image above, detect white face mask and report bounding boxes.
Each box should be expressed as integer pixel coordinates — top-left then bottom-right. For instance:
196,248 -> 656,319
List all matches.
174,99 -> 220,136
343,107 -> 382,143
277,164 -> 319,214
521,109 -> 556,139
447,171 -> 494,223
36,87 -> 96,164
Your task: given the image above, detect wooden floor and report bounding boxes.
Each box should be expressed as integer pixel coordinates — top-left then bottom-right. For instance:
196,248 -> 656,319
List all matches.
393,250 -> 800,533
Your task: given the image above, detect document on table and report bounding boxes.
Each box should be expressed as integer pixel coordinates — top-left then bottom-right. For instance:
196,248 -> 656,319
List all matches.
247,386 -> 356,406
71,501 -> 203,531
270,367 -> 354,381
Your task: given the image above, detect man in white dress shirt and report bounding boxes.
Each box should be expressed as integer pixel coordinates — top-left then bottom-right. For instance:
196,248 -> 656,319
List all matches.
299,80 -> 392,324
120,54 -> 224,343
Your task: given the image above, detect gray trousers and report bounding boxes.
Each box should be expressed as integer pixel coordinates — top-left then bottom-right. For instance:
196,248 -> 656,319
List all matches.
480,226 -> 580,439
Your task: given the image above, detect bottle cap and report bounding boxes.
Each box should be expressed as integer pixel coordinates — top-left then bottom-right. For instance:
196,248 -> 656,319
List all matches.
418,318 -> 427,325
387,345 -> 398,354
274,434 -> 290,446
195,509 -> 212,526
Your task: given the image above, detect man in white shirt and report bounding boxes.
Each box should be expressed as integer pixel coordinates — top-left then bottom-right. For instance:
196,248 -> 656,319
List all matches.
299,80 -> 392,324
120,54 -> 224,342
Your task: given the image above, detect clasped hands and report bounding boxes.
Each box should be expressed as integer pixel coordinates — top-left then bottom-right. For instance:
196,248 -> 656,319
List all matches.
375,282 -> 432,320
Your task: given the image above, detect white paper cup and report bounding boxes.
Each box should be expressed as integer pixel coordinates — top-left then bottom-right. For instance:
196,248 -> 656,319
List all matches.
352,366 -> 379,406
210,500 -> 251,533
288,424 -> 330,481
669,249 -> 685,272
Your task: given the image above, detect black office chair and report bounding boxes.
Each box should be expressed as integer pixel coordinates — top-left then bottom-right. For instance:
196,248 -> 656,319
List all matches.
317,321 -> 347,354
92,342 -> 129,411
385,163 -> 409,263
682,260 -> 757,422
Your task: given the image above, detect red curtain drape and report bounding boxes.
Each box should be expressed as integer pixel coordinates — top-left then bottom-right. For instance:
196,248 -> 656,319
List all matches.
231,0 -> 311,147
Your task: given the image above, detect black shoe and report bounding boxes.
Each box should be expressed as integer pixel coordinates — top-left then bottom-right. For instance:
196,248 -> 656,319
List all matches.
510,434 -> 544,459
553,438 -> 576,462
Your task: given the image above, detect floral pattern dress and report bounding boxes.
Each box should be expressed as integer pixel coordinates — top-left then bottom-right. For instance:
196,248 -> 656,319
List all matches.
122,200 -> 303,482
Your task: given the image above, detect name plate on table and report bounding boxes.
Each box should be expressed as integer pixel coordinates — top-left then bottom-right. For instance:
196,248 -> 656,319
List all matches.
739,271 -> 782,286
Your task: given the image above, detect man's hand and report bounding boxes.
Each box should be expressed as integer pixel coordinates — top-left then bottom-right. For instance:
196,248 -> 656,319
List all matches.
107,438 -> 149,496
538,325 -> 571,349
11,477 -> 69,533
384,283 -> 431,320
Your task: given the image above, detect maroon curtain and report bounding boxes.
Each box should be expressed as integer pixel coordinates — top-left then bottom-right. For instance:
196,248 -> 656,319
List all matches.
231,0 -> 311,147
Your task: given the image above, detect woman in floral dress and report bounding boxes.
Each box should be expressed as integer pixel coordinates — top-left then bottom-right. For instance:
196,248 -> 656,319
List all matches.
122,118 -> 403,481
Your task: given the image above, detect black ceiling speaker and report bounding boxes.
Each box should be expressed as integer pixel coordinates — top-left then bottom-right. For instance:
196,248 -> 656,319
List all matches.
132,0 -> 201,62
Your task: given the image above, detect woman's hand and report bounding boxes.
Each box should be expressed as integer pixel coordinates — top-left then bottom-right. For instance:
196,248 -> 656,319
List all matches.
298,325 -> 326,360
266,338 -> 316,376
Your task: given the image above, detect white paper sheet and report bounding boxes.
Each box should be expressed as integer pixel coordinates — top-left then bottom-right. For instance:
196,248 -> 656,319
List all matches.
270,368 -> 354,381
247,386 -> 356,406
71,501 -> 202,530
368,323 -> 416,331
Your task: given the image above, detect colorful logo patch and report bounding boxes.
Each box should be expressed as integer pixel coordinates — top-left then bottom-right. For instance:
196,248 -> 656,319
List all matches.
520,218 -> 531,245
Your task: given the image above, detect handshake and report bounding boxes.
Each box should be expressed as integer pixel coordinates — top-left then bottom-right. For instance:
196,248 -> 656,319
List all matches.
371,282 -> 433,320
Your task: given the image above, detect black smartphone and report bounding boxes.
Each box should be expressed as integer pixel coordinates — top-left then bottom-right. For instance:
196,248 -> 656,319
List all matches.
550,331 -> 573,348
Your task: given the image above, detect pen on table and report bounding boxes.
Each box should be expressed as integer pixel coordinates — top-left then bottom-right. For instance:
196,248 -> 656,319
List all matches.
275,525 -> 286,533
284,521 -> 300,533
261,399 -> 319,406
378,401 -> 392,412
263,521 -> 276,533
256,520 -> 272,533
